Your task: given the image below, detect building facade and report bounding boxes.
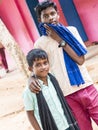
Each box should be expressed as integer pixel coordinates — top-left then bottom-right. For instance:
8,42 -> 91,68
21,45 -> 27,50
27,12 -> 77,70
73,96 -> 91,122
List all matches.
0,0 -> 98,53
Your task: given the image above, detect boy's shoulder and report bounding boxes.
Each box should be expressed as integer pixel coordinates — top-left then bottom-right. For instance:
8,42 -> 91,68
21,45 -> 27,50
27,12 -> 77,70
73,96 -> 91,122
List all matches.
34,35 -> 54,48
66,26 -> 86,47
23,85 -> 35,97
35,35 -> 49,43
66,26 -> 77,32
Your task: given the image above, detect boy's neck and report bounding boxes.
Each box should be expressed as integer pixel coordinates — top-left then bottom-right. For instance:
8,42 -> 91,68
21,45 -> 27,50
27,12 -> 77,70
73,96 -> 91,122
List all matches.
37,76 -> 48,86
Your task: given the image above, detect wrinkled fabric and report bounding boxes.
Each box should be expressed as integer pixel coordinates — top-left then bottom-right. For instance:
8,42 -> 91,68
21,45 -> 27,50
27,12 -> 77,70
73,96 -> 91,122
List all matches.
39,23 -> 87,86
36,73 -> 80,130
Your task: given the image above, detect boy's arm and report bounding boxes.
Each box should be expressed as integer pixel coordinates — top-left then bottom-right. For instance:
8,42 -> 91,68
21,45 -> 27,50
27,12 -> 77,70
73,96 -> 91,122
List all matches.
63,44 -> 85,65
45,25 -> 85,65
63,26 -> 85,65
27,111 -> 41,130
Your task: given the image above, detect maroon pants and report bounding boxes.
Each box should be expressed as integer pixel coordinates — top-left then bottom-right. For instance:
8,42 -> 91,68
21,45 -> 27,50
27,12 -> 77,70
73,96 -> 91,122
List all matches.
0,48 -> 8,70
66,85 -> 98,130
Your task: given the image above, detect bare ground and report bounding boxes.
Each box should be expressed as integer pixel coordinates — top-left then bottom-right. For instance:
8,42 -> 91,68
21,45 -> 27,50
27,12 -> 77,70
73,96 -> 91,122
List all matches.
0,45 -> 98,130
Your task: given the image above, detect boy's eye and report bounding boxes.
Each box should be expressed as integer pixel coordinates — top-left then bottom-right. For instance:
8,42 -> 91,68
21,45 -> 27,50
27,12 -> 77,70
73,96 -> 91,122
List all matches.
34,62 -> 41,67
35,61 -> 48,67
51,12 -> 56,16
43,15 -> 49,19
35,63 -> 41,67
44,61 -> 48,65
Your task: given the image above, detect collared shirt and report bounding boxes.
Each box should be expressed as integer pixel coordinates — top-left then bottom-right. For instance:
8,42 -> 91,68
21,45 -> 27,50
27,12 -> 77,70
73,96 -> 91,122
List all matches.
34,26 -> 93,96
23,76 -> 69,130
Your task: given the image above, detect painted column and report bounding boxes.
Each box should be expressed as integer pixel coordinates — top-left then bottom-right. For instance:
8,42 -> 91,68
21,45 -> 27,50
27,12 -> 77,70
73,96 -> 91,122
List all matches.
15,0 -> 40,42
73,0 -> 98,42
26,0 -> 41,34
0,0 -> 39,54
59,0 -> 88,42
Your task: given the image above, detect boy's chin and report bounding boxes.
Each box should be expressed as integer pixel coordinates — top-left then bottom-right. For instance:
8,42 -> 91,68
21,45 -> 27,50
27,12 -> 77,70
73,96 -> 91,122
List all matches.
51,22 -> 58,25
37,74 -> 47,78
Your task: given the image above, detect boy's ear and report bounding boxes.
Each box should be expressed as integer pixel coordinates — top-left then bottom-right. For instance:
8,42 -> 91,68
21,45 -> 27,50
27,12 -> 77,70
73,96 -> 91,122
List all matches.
28,67 -> 33,72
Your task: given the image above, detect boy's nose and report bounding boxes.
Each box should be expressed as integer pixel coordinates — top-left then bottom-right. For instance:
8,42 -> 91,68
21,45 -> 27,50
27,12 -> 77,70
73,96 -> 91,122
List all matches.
49,15 -> 53,20
41,64 -> 46,69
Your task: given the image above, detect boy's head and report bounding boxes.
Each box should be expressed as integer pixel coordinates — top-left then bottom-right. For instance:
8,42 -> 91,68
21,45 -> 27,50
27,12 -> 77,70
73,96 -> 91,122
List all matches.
26,49 -> 49,78
35,0 -> 59,24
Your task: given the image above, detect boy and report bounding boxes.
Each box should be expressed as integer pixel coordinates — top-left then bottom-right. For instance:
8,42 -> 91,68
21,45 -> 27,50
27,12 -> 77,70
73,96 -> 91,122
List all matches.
0,42 -> 9,73
29,0 -> 98,130
23,48 -> 80,130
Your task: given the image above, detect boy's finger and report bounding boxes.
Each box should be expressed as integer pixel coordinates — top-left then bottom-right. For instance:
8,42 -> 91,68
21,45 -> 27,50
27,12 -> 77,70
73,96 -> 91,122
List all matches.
44,24 -> 51,31
29,82 -> 41,93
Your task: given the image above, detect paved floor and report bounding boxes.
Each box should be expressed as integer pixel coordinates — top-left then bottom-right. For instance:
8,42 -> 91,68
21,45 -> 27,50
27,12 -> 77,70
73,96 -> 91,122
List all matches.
0,45 -> 98,130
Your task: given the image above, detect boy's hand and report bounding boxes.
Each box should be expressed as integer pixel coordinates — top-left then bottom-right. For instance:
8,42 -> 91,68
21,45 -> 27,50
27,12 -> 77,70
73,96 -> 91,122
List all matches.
29,77 -> 41,93
44,24 -> 62,43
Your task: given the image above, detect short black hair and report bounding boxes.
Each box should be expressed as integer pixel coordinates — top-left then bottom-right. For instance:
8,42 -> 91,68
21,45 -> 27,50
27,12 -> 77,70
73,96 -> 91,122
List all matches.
35,0 -> 57,18
26,49 -> 48,67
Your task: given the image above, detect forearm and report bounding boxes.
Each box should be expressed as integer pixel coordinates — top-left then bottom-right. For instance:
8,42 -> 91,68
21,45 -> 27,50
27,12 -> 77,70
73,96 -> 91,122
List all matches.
47,25 -> 85,65
63,43 -> 85,65
27,111 -> 41,130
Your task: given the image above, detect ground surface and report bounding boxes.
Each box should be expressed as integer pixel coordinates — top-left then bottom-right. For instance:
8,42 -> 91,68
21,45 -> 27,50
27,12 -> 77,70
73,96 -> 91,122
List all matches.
0,45 -> 98,130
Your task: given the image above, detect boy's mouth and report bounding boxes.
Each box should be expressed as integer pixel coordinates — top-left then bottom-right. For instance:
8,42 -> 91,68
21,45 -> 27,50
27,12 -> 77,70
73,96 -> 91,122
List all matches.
50,21 -> 57,25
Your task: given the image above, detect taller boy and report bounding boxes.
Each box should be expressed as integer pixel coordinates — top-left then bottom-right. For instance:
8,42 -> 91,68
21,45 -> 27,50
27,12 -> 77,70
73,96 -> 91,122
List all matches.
30,0 -> 98,129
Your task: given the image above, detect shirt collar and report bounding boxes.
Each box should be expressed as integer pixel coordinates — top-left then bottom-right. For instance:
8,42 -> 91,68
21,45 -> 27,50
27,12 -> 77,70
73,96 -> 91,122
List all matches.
38,75 -> 50,87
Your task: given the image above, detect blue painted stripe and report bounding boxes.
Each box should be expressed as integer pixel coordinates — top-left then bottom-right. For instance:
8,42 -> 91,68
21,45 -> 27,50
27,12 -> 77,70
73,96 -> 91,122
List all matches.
59,0 -> 88,41
26,0 -> 41,34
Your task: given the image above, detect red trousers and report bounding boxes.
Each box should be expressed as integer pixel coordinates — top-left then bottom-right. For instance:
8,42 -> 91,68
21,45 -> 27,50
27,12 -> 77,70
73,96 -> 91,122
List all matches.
66,85 -> 98,130
0,48 -> 8,70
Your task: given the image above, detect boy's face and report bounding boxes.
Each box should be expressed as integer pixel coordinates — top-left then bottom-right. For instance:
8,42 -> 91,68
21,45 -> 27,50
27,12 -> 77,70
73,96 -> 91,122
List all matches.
40,6 -> 59,24
30,58 -> 49,79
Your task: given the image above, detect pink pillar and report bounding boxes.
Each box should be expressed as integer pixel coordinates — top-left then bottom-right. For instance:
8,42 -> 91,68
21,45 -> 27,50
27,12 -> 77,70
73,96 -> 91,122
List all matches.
14,0 -> 40,42
73,0 -> 98,42
0,0 -> 39,54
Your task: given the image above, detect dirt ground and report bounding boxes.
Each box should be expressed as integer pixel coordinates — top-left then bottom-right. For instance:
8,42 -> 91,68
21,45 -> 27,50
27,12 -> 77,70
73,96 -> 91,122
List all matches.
0,69 -> 33,130
0,45 -> 98,130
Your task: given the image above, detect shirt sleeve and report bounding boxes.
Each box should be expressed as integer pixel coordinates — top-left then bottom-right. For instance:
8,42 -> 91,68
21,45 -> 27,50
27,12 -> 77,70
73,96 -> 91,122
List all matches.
23,87 -> 34,111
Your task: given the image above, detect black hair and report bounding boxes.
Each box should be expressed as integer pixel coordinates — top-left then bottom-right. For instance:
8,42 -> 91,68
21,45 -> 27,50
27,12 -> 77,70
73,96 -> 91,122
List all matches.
35,0 -> 57,18
26,49 -> 48,67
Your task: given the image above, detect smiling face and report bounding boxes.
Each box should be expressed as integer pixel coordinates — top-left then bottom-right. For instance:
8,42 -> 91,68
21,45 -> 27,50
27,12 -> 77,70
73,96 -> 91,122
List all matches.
39,6 -> 59,24
30,58 -> 49,80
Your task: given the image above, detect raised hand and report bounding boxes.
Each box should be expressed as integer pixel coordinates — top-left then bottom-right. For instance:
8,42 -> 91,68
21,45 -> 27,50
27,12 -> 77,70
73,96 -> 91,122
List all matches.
44,24 -> 62,43
29,76 -> 41,93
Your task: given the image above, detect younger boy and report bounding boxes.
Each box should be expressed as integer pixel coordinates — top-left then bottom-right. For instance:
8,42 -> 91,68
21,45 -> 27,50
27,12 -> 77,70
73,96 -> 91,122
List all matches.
23,48 -> 80,130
